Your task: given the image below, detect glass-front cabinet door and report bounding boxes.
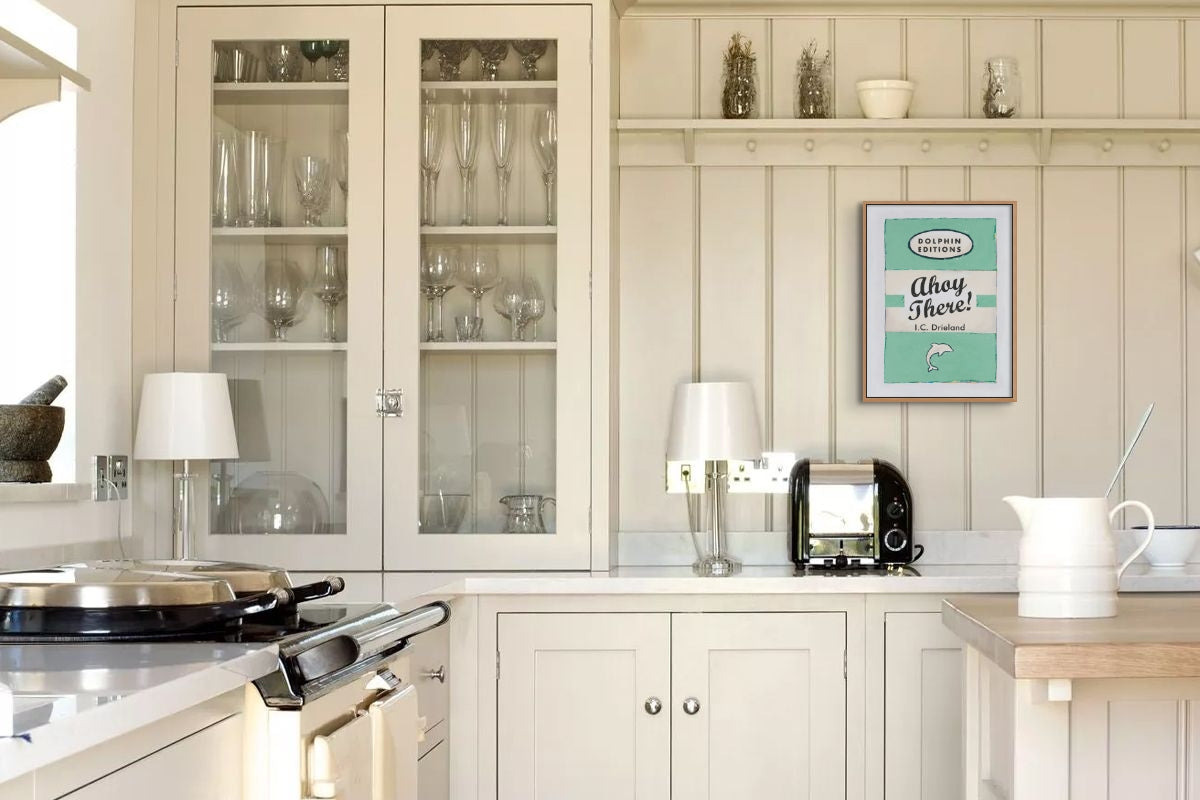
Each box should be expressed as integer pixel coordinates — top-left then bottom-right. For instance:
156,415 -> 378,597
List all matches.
175,7 -> 384,570
383,7 -> 592,570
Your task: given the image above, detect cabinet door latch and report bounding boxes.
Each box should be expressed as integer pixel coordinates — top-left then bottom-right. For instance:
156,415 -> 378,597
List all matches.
376,388 -> 405,418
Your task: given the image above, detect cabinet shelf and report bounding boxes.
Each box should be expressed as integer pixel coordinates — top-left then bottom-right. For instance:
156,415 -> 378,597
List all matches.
212,226 -> 347,244
420,341 -> 556,354
213,81 -> 349,105
0,18 -> 90,122
420,80 -> 555,103
421,225 -> 556,243
212,342 -> 347,353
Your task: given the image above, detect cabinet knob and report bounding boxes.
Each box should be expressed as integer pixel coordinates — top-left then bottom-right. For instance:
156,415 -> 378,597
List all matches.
682,697 -> 701,715
644,696 -> 663,715
421,666 -> 446,684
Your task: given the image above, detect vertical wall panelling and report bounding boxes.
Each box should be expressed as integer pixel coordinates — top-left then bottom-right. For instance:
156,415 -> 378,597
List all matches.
1186,169 -> 1200,522
969,168 -> 1041,528
906,19 -> 967,118
967,19 -> 1040,118
1122,20 -> 1182,119
698,19 -> 769,120
905,167 -> 968,530
771,167 -> 832,529
699,167 -> 768,532
1123,172 -> 1184,520
1187,21 -> 1200,119
833,167 -> 903,465
619,19 -> 696,119
1042,20 -> 1119,117
769,19 -> 830,120
833,19 -> 903,119
1042,169 -> 1121,497
618,168 -> 696,532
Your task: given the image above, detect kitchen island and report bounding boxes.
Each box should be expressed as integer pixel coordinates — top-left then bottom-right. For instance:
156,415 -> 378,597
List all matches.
943,595 -> 1200,800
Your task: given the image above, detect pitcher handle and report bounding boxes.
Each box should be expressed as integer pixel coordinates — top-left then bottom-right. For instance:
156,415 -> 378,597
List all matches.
539,496 -> 556,516
1111,500 -> 1156,582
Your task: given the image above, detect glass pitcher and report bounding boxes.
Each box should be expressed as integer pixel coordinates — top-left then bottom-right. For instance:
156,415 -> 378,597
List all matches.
499,494 -> 555,534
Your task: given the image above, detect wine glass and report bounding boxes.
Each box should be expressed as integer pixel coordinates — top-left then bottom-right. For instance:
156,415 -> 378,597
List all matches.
328,41 -> 350,82
293,155 -> 331,227
421,40 -> 436,80
319,39 -> 340,81
520,277 -> 546,341
457,247 -> 500,338
490,98 -> 516,225
333,130 -> 349,213
300,40 -> 323,81
512,40 -> 549,80
258,259 -> 307,341
476,40 -> 509,81
421,247 -> 458,342
311,245 -> 347,342
212,260 -> 247,343
435,40 -> 472,81
454,97 -> 480,226
533,108 -> 558,225
420,98 -> 444,226
492,275 -> 527,341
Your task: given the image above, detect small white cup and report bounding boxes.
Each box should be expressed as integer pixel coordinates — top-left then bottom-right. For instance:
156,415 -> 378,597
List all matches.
1136,525 -> 1200,567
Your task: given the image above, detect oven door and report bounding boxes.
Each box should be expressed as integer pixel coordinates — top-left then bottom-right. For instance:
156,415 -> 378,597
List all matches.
308,711 -> 374,800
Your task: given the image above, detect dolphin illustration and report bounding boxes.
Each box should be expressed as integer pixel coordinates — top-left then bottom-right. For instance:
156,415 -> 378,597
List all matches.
925,343 -> 953,372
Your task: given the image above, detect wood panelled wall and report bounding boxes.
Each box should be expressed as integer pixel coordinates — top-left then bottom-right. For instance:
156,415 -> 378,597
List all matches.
616,14 -> 1200,534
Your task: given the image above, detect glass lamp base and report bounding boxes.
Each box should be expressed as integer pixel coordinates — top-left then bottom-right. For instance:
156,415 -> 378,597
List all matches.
692,554 -> 742,577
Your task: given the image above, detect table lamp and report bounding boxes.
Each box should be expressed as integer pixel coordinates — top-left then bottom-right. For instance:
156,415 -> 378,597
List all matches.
134,372 -> 239,560
666,381 -> 763,576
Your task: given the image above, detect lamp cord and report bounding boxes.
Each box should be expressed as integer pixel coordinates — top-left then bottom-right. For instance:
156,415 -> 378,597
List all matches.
682,472 -> 704,562
103,477 -> 125,559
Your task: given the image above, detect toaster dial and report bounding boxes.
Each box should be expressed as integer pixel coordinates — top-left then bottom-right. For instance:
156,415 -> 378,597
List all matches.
885,499 -> 905,520
883,527 -> 908,553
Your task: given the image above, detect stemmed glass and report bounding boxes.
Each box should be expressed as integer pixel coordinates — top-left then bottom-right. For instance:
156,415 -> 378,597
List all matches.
420,40 -> 436,80
293,155 -> 331,227
476,40 -> 509,81
493,275 -> 526,341
457,247 -> 500,338
421,248 -> 458,342
212,260 -> 247,343
454,97 -> 480,226
319,40 -> 340,80
420,98 -> 444,226
520,278 -> 546,341
300,41 -> 323,81
333,130 -> 349,216
258,259 -> 308,341
533,108 -> 558,225
311,245 -> 347,342
435,40 -> 473,81
490,98 -> 516,225
512,40 -> 549,79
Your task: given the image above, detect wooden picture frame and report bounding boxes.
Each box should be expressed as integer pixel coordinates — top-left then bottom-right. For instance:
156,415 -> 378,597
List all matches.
862,201 -> 1017,403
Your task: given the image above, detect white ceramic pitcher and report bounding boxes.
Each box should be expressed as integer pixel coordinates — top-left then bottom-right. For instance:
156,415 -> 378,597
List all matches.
1004,496 -> 1156,618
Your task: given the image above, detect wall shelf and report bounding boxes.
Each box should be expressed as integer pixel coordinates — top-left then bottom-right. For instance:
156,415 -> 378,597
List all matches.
420,80 -> 555,103
0,21 -> 90,123
421,225 -> 556,243
213,81 -> 348,105
420,341 -> 557,354
212,342 -> 347,352
212,226 -> 347,244
616,117 -> 1200,167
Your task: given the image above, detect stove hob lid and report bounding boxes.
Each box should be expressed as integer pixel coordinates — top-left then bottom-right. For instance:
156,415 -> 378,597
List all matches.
73,559 -> 293,597
0,566 -> 238,608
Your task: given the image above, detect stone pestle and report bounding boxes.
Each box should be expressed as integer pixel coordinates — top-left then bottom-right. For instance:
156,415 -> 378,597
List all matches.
18,375 -> 68,406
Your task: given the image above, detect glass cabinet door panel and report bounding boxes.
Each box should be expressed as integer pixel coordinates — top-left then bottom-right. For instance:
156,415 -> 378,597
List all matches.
383,7 -> 592,570
176,7 -> 384,571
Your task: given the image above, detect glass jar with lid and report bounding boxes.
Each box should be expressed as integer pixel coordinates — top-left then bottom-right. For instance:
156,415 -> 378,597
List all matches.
982,56 -> 1021,118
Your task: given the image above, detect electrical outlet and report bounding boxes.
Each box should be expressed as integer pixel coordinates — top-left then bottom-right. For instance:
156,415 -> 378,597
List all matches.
727,452 -> 796,494
92,455 -> 129,501
665,460 -> 706,494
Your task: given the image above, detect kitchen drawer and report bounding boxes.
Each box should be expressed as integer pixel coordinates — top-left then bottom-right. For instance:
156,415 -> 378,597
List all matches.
418,737 -> 448,800
397,621 -> 449,732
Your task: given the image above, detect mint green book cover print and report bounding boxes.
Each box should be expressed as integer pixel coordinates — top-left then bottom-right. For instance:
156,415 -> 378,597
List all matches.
882,217 -> 998,384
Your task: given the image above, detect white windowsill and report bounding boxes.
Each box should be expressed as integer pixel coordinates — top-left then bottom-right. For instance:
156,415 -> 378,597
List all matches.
0,482 -> 91,504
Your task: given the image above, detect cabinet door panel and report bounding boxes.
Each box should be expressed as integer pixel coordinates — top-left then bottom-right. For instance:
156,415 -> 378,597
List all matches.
497,613 -> 670,800
884,612 -> 964,800
672,613 -> 847,800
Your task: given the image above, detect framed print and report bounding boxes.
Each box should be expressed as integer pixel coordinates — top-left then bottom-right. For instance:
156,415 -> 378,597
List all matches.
862,201 -> 1016,402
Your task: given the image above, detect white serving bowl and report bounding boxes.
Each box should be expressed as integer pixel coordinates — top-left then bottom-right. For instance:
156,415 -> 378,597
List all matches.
1135,525 -> 1200,567
855,79 -> 915,119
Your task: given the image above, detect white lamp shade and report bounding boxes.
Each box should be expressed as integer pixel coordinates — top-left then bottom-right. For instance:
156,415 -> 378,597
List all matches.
134,372 -> 239,461
666,381 -> 763,461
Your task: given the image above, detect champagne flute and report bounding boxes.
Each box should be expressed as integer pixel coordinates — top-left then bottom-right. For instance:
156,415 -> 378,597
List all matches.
311,245 -> 347,342
333,130 -> 349,218
293,155 -> 331,227
490,97 -> 516,225
533,108 -> 558,225
420,248 -> 457,342
492,275 -> 526,341
300,40 -> 323,82
420,98 -> 444,226
454,97 -> 480,226
457,247 -> 500,337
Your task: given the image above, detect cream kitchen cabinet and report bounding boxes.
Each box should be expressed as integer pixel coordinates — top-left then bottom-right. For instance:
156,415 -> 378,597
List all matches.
495,612 -> 847,800
171,4 -> 597,573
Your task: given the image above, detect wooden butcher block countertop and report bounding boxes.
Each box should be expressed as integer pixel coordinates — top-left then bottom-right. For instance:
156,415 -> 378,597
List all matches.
942,594 -> 1200,680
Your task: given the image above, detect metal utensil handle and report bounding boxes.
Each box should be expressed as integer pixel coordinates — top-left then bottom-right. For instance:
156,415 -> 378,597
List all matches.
287,576 -> 346,605
1106,402 -> 1155,497
209,587 -> 291,622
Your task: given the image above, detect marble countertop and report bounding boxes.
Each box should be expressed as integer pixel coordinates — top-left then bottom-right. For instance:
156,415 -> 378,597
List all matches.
436,563 -> 1200,596
0,642 -> 279,783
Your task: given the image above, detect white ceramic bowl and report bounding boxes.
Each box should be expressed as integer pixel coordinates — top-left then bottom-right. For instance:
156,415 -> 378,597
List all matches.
855,79 -> 915,119
1136,525 -> 1200,567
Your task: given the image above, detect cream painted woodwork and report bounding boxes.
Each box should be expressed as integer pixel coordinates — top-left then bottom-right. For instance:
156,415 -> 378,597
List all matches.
383,5 -> 593,571
671,612 -> 847,800
496,613 -> 672,800
58,715 -> 243,799
883,613 -> 964,800
418,740 -> 448,800
615,12 -> 1200,540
